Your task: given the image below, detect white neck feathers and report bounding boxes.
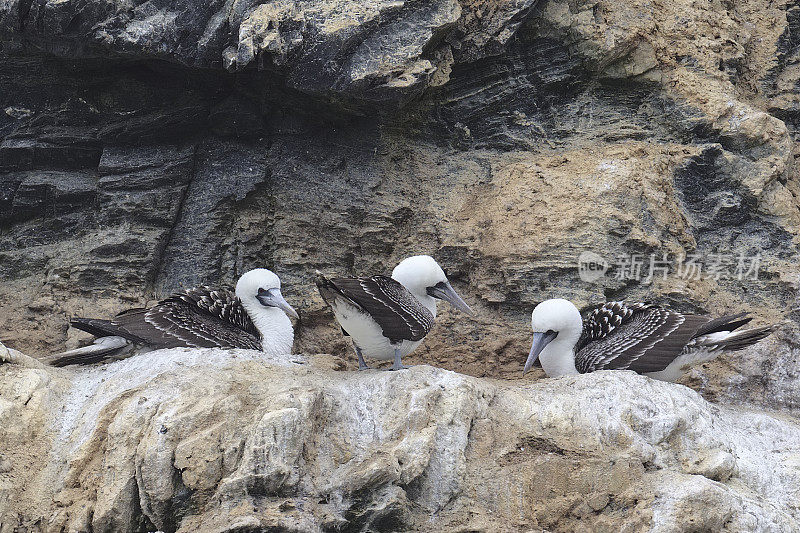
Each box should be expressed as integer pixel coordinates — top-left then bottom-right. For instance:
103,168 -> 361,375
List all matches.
241,301 -> 294,355
538,333 -> 581,377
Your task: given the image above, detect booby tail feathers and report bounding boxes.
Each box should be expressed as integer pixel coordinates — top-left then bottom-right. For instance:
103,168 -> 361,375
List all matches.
694,312 -> 753,337
694,324 -> 776,352
42,336 -> 134,367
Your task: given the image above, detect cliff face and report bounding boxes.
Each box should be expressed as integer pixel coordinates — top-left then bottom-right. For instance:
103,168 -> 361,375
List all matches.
4,349 -> 800,532
1,0 -> 800,450
2,2 -> 800,530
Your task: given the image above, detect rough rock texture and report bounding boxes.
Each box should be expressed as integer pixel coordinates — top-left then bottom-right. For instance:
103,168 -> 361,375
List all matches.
1,1 -> 799,406
4,348 -> 800,532
4,1 -> 800,530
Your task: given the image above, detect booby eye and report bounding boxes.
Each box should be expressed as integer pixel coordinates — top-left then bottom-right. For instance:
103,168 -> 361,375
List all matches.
256,287 -> 273,306
426,281 -> 448,297
545,329 -> 557,337
255,287 -> 299,319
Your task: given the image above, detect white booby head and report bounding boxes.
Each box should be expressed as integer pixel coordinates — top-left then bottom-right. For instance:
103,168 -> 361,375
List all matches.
391,255 -> 474,317
235,268 -> 299,320
524,299 -> 583,376
235,268 -> 298,355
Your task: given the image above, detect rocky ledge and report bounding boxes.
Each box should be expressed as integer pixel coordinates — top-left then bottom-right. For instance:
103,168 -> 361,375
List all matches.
2,347 -> 800,532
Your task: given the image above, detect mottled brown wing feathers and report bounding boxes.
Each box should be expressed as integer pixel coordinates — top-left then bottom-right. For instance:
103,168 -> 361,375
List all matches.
575,302 -> 712,373
71,286 -> 261,350
168,287 -> 260,338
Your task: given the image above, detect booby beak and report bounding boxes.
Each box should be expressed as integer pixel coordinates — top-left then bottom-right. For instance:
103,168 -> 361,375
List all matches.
523,330 -> 558,375
427,281 -> 475,315
257,288 -> 300,320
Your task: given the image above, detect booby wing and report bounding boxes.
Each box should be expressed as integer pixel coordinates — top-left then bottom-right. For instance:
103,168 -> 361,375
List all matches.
72,287 -> 261,351
316,274 -> 434,343
144,287 -> 261,348
574,302 -> 711,373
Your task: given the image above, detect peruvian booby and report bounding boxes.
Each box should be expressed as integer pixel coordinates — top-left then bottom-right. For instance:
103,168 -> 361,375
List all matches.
524,299 -> 775,382
316,255 -> 474,371
46,269 -> 298,366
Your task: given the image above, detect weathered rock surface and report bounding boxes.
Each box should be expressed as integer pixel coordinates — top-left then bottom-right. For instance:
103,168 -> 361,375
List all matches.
1,0 -> 799,408
3,0 -> 800,530
3,347 -> 800,532
0,0 -> 540,105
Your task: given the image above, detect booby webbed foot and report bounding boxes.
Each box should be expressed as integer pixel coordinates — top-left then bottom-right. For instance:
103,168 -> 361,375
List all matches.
354,346 -> 370,371
389,348 -> 411,371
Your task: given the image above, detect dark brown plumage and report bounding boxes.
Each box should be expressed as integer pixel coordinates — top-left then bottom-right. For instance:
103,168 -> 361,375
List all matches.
47,286 -> 261,366
574,302 -> 773,374
315,273 -> 434,343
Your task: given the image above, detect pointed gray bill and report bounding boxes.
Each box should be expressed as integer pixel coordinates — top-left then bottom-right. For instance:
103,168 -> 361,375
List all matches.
524,330 -> 559,375
257,288 -> 300,319
427,281 -> 475,315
